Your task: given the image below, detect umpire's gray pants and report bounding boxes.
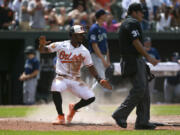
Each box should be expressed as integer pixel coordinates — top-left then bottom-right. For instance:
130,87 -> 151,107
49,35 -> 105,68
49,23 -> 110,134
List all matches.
23,78 -> 37,104
112,58 -> 150,125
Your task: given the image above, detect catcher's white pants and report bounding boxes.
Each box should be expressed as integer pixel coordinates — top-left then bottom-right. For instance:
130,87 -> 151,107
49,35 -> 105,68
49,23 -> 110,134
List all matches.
51,75 -> 95,100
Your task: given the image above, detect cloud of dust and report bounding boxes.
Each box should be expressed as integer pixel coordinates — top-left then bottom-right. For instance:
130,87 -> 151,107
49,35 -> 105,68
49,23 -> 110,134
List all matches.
25,84 -> 136,124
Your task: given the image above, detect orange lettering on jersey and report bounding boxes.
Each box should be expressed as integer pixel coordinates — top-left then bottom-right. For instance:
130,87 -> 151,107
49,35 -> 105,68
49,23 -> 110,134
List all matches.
59,51 -> 85,64
71,54 -> 85,74
65,53 -> 72,60
59,51 -> 65,59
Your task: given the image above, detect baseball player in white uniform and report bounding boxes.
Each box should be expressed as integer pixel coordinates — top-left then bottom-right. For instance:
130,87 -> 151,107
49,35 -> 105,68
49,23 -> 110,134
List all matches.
39,25 -> 112,125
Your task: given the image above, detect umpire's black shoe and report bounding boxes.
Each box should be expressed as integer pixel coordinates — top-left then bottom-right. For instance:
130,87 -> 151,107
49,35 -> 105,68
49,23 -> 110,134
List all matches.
135,123 -> 156,130
112,116 -> 127,128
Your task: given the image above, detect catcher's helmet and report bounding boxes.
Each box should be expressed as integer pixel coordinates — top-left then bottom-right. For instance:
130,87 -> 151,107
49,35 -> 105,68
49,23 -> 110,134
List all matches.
24,46 -> 35,54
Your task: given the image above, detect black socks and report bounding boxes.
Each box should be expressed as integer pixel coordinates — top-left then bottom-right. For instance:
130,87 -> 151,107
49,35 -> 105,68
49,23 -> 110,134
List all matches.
74,97 -> 95,111
52,91 -> 95,114
52,92 -> 63,115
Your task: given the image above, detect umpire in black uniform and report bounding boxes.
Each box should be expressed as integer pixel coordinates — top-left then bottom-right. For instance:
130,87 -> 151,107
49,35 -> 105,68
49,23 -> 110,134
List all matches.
112,3 -> 159,130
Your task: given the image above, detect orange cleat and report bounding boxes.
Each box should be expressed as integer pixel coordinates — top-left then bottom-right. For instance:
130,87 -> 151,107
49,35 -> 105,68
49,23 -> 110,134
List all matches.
67,104 -> 76,123
52,114 -> 65,125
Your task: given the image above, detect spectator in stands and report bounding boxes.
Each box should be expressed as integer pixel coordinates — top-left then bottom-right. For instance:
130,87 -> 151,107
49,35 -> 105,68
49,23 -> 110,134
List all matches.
171,5 -> 180,28
90,0 -> 116,12
121,0 -> 139,18
0,0 -> 3,5
161,0 -> 172,8
150,0 -> 162,18
140,0 -> 149,30
19,0 -> 30,30
103,13 -> 121,32
12,0 -> 22,29
73,0 -> 87,11
0,0 -> 13,9
44,5 -> 59,31
68,3 -> 85,19
144,37 -> 160,61
28,0 -> 46,30
156,6 -> 172,31
172,0 -> 180,9
68,3 -> 89,26
164,52 -> 180,103
0,0 -> 14,30
57,7 -> 68,26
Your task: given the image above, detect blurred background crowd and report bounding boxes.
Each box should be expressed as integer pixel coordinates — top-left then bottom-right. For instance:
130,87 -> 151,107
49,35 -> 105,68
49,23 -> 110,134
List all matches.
0,0 -> 180,32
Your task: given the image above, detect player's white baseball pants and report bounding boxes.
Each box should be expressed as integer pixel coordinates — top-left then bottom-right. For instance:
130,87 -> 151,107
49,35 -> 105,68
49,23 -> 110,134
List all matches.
51,75 -> 95,100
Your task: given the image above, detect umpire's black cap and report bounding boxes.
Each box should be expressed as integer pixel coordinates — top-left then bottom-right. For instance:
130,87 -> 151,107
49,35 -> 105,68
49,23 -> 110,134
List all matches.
128,3 -> 144,15
95,9 -> 107,19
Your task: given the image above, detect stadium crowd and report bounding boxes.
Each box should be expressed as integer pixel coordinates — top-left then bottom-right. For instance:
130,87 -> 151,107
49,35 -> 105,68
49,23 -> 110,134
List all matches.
0,0 -> 180,32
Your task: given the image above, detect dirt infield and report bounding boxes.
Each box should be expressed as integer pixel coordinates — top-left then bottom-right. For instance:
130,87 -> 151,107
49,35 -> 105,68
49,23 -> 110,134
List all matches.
0,117 -> 180,131
0,102 -> 180,131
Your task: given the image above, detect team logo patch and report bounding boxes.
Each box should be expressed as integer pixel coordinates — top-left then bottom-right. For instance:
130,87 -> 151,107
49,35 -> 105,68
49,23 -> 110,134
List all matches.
51,44 -> 56,49
90,34 -> 96,41
131,30 -> 140,37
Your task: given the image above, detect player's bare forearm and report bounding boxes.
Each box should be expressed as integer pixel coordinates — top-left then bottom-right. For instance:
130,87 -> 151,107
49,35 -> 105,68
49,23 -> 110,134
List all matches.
92,43 -> 109,67
88,65 -> 112,90
26,70 -> 39,79
132,39 -> 159,66
19,70 -> 39,81
38,36 -> 51,53
39,44 -> 49,53
87,65 -> 102,82
132,39 -> 149,58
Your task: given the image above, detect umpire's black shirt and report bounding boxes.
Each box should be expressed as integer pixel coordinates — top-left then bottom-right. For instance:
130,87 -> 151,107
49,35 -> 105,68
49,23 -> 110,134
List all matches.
118,16 -> 143,57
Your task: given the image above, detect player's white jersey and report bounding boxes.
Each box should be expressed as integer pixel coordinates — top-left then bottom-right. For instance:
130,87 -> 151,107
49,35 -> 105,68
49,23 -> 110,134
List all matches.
46,40 -> 93,77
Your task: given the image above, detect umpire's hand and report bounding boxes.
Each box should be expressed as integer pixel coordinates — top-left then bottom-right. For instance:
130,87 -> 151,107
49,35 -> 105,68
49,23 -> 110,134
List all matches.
99,79 -> 112,90
147,56 -> 159,66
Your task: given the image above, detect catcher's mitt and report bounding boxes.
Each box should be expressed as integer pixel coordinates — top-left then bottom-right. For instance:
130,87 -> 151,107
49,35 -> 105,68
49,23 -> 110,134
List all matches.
99,79 -> 112,90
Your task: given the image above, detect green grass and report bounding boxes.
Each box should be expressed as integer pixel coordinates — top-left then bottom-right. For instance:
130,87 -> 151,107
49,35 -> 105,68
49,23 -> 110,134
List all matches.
0,104 -> 179,118
0,130 -> 179,135
151,105 -> 180,115
0,106 -> 37,118
99,104 -> 180,116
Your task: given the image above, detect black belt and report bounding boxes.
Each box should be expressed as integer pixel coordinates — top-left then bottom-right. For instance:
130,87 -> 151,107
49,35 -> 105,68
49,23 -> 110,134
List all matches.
58,74 -> 68,77
57,74 -> 80,80
121,55 -> 142,58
